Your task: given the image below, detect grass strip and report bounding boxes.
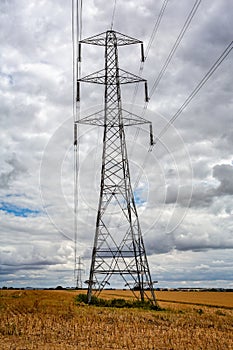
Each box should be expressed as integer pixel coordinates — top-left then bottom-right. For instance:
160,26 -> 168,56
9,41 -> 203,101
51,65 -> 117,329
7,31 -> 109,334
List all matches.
75,293 -> 162,310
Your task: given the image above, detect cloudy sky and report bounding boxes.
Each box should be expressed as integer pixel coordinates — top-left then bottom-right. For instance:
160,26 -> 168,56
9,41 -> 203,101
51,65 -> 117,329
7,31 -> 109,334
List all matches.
0,0 -> 232,289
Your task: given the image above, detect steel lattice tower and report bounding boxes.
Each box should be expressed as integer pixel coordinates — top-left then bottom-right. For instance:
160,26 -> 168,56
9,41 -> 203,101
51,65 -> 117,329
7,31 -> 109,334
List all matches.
75,256 -> 83,289
76,30 -> 156,304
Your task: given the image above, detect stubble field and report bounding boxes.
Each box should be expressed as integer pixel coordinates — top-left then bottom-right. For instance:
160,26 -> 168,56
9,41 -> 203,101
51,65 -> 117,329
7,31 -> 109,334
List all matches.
0,289 -> 232,349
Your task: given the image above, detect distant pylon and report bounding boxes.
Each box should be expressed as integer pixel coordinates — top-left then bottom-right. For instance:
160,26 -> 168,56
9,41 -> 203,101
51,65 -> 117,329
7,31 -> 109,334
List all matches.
76,30 -> 156,304
75,256 -> 83,289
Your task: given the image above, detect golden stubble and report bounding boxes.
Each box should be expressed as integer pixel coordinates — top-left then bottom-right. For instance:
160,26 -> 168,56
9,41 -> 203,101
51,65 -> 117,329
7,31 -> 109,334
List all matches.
0,290 -> 232,349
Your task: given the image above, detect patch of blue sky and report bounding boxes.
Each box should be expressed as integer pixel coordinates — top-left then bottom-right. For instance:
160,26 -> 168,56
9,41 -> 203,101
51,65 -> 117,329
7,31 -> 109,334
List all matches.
0,202 -> 41,217
134,189 -> 146,206
5,193 -> 24,198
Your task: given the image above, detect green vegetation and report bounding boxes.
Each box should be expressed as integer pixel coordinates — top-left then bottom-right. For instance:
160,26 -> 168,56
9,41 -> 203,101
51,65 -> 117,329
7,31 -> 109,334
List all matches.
75,293 -> 161,310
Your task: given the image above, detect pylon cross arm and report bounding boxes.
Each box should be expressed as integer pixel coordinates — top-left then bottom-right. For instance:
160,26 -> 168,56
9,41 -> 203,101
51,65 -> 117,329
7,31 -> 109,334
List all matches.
79,68 -> 145,85
76,109 -> 151,127
80,30 -> 142,47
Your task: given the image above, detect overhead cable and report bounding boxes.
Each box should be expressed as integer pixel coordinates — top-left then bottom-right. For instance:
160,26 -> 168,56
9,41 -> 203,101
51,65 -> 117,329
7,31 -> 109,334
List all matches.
149,0 -> 202,99
73,0 -> 83,283
131,0 -> 169,107
154,40 -> 233,145
133,39 -> 233,193
145,0 -> 169,59
110,0 -> 117,30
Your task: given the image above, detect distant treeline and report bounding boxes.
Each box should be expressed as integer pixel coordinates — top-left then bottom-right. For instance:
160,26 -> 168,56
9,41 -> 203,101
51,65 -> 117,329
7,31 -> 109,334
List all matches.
1,286 -> 233,292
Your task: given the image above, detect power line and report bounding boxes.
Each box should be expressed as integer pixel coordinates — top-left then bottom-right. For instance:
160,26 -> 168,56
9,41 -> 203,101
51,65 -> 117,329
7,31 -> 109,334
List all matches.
80,0 -> 83,41
72,0 -> 77,283
149,0 -> 202,99
110,0 -> 117,30
72,0 -> 83,284
128,0 -> 169,166
145,0 -> 169,60
72,0 -> 76,122
131,0 -> 169,107
131,0 -> 201,192
154,40 -> 233,145
132,39 -> 233,194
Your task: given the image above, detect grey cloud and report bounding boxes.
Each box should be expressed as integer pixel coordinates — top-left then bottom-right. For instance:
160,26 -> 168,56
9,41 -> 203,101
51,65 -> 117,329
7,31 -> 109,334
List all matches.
192,159 -> 211,179
146,232 -> 174,255
0,154 -> 27,189
213,164 -> 233,195
174,232 -> 233,252
165,162 -> 233,209
184,184 -> 215,208
145,209 -> 233,255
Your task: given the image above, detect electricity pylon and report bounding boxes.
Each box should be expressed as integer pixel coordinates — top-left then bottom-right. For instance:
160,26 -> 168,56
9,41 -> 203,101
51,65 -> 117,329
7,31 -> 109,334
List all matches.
75,256 -> 83,289
76,30 -> 156,304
